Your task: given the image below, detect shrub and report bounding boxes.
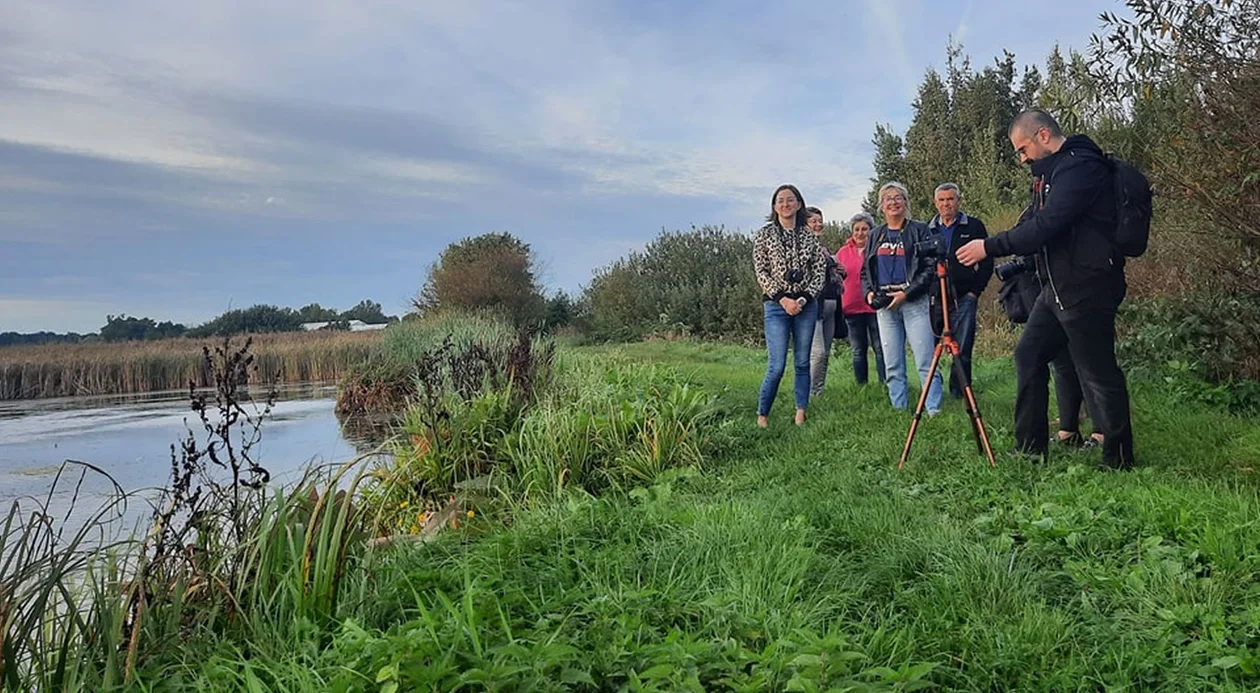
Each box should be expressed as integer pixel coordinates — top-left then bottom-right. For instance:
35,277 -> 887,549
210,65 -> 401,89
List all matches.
578,225 -> 763,343
1117,294 -> 1260,412
336,313 -> 554,415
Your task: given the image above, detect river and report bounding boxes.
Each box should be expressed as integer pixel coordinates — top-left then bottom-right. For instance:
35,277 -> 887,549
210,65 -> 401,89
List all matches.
0,383 -> 390,533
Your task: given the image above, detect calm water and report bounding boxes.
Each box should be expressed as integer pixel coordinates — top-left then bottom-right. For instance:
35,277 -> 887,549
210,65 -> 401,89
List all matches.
0,384 -> 388,528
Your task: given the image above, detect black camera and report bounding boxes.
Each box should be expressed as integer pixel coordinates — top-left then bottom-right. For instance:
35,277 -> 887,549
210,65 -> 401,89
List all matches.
995,255 -> 1034,282
868,291 -> 893,310
783,268 -> 805,284
914,234 -> 946,258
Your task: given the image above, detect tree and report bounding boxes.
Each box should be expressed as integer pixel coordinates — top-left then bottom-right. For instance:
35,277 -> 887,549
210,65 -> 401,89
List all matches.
1090,0 -> 1260,293
543,292 -> 573,332
297,303 -> 339,323
99,315 -> 186,342
339,299 -> 392,324
415,232 -> 547,326
865,124 -> 911,216
185,305 -> 304,338
578,225 -> 762,342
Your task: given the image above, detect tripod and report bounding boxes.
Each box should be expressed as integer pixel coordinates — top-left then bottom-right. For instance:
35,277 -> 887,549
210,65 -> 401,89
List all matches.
898,261 -> 997,470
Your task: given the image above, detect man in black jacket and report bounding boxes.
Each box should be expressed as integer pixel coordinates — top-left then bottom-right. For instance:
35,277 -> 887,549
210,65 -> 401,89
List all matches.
928,183 -> 993,400
956,109 -> 1135,470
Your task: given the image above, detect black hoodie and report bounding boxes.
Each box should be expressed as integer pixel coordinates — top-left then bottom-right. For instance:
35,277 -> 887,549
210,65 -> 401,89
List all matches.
983,134 -> 1125,310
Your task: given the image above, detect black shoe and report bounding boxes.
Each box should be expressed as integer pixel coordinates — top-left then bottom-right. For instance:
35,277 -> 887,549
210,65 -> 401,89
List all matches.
1054,431 -> 1085,448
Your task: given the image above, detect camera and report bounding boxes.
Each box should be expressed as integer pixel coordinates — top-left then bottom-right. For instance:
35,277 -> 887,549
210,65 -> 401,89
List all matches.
995,255 -> 1034,282
783,268 -> 805,284
913,234 -> 946,258
868,291 -> 894,310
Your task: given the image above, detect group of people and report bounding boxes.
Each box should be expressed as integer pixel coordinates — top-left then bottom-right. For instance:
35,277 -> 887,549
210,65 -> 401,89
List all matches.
752,108 -> 1137,471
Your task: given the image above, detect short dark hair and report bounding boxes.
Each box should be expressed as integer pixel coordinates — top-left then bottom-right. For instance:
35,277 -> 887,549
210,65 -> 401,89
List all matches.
805,206 -> 823,217
766,184 -> 810,229
1009,108 -> 1063,139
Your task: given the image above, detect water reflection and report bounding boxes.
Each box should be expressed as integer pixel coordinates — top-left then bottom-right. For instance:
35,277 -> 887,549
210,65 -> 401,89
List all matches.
0,383 -> 394,510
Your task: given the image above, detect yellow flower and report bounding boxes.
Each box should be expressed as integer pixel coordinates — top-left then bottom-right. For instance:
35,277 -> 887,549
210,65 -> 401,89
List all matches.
399,500 -> 410,510
466,510 -> 475,519
418,512 -> 428,524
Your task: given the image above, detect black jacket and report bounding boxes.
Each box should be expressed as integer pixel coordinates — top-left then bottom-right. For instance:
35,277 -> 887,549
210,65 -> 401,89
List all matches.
983,134 -> 1125,310
860,219 -> 936,304
928,212 -> 993,299
819,253 -> 843,301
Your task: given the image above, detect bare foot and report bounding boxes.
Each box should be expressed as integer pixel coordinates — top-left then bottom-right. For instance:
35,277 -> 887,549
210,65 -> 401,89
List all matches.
757,415 -> 768,428
794,409 -> 806,425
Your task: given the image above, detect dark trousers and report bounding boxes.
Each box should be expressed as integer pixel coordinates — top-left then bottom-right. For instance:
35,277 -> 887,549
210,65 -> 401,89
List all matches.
1013,288 -> 1135,467
948,294 -> 978,397
844,313 -> 886,385
1051,350 -> 1085,432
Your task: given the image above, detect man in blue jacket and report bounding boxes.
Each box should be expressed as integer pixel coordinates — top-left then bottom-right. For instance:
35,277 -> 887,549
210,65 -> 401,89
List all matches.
956,109 -> 1135,470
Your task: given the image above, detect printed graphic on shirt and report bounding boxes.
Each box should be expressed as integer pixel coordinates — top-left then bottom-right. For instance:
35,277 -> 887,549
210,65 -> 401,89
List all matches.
875,231 -> 907,286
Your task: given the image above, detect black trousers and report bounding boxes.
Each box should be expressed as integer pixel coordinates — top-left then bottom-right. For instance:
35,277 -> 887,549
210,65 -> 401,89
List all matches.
1013,288 -> 1135,467
1051,349 -> 1084,432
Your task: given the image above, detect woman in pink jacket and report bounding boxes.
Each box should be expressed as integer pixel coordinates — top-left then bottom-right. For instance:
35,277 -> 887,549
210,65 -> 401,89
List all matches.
836,213 -> 886,384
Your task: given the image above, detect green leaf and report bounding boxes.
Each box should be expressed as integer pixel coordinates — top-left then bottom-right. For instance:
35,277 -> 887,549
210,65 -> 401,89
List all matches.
790,654 -> 823,668
1213,656 -> 1241,670
640,663 -> 676,680
561,668 -> 596,685
375,665 -> 398,683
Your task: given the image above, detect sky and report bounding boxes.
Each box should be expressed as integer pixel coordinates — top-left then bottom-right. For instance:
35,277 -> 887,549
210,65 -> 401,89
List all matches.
1,0 -> 1118,333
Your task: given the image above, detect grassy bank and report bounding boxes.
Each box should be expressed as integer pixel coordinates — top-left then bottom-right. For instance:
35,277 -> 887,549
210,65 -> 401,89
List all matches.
7,336 -> 1260,690
0,330 -> 382,400
113,341 -> 1257,691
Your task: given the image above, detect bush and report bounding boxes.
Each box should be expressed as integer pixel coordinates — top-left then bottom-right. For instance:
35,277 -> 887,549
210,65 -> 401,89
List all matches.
1118,295 -> 1260,412
414,232 -> 548,327
578,225 -> 763,343
336,312 -> 553,415
366,356 -> 726,533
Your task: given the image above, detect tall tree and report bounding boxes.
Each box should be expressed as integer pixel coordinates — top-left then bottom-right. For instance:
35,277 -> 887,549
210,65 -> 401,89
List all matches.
416,232 -> 547,325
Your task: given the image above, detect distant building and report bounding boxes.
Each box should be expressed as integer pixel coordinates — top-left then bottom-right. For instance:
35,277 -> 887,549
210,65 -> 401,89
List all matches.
300,320 -> 387,332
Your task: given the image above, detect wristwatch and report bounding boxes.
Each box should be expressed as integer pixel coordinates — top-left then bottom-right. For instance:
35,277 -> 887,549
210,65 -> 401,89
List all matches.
796,297 -> 808,307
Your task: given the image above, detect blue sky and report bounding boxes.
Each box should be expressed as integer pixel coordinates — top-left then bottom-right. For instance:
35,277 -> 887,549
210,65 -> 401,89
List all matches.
1,0 -> 1116,333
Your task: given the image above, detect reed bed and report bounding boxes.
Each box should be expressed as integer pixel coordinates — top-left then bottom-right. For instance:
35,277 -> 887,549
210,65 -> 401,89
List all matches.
0,330 -> 383,400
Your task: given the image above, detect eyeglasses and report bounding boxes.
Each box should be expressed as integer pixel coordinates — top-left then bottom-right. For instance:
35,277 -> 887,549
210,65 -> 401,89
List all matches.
881,195 -> 906,204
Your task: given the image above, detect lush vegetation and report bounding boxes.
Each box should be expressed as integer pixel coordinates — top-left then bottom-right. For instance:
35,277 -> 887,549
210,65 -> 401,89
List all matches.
572,0 -> 1260,402
0,330 -> 382,400
576,225 -> 763,344
8,332 -> 1260,691
414,232 -> 573,331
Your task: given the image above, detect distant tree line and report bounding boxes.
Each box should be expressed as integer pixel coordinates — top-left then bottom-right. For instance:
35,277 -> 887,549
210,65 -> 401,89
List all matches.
0,300 -> 398,346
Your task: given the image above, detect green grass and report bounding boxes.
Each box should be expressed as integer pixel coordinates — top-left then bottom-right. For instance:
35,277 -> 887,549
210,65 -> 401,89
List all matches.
33,340 -> 1260,691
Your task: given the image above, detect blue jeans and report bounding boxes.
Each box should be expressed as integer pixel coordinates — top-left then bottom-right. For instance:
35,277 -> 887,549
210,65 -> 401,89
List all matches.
948,294 -> 978,397
845,313 -> 886,385
876,295 -> 943,414
758,300 -> 819,415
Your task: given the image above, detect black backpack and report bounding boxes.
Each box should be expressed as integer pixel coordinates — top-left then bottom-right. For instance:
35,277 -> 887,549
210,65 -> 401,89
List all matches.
998,270 -> 1042,325
1107,154 -> 1153,257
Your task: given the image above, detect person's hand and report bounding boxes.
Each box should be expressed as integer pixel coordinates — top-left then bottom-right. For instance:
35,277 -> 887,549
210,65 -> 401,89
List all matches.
866,292 -> 876,306
887,291 -> 906,310
780,297 -> 801,316
956,239 -> 988,267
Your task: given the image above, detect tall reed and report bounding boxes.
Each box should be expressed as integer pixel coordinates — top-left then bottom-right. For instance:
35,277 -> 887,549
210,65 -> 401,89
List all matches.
0,331 -> 382,400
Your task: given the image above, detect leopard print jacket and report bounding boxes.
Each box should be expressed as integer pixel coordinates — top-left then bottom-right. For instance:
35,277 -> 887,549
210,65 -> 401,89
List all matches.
752,221 -> 828,302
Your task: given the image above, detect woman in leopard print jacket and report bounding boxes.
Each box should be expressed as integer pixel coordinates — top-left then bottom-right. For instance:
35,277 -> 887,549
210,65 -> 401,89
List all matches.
753,184 -> 828,428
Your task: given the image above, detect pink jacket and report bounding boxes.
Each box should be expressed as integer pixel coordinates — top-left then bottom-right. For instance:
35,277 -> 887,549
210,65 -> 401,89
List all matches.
837,239 -> 873,315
